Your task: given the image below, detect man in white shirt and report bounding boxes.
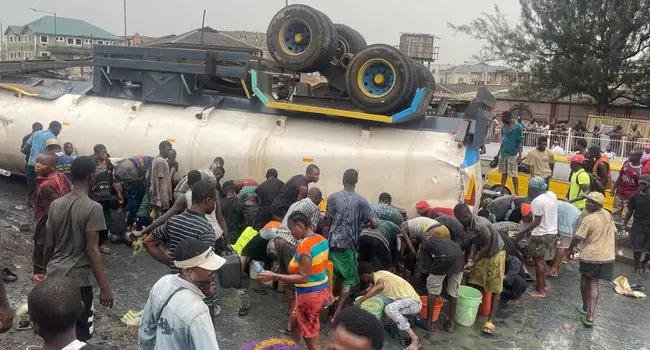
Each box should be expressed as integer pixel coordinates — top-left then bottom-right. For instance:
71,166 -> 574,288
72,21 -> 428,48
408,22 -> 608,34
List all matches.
140,239 -> 225,350
28,276 -> 107,350
515,176 -> 558,298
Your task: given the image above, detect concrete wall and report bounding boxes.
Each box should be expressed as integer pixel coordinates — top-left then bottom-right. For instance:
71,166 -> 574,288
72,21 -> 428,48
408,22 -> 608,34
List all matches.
494,99 -> 650,126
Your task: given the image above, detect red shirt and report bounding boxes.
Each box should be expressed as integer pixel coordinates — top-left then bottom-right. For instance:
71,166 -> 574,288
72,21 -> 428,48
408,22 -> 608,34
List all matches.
33,172 -> 71,245
616,161 -> 642,200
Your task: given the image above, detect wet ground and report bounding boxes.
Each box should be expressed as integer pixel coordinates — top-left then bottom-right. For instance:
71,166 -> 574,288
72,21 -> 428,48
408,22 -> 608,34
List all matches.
1,175 -> 650,350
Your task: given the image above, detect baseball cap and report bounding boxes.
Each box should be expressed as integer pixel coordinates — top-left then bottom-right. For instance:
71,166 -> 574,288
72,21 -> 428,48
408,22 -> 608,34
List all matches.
415,200 -> 430,212
585,192 -> 605,205
45,138 -> 60,146
174,239 -> 226,271
569,154 -> 586,164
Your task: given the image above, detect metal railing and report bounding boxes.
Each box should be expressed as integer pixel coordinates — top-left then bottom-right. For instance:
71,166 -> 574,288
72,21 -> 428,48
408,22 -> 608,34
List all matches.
491,127 -> 650,162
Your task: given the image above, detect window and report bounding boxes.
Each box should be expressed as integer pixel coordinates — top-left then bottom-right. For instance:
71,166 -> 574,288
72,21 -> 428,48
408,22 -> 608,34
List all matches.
9,35 -> 15,43
96,40 -> 104,45
57,37 -> 64,42
458,78 -> 464,83
84,39 -> 92,44
9,52 -> 14,59
75,38 -> 82,46
111,41 -> 116,45
40,36 -> 48,44
16,36 -> 21,43
24,35 -> 31,42
40,52 -> 50,58
67,38 -> 74,45
17,52 -> 22,58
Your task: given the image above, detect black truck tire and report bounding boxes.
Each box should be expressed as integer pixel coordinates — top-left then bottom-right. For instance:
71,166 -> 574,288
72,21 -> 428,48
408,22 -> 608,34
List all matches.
332,24 -> 367,64
412,59 -> 436,91
266,4 -> 337,72
345,44 -> 417,114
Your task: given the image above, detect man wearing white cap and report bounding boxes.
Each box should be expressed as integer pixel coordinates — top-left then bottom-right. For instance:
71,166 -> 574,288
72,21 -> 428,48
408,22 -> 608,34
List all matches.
139,239 -> 225,350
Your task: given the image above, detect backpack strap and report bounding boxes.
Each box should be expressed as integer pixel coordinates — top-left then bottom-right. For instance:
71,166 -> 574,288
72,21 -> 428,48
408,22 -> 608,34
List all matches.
155,287 -> 187,322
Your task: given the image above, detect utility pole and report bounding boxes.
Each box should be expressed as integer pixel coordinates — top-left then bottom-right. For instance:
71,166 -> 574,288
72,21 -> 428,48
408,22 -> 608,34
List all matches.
285,0 -> 289,6
0,23 -> 3,61
199,10 -> 206,48
30,8 -> 57,47
123,0 -> 127,45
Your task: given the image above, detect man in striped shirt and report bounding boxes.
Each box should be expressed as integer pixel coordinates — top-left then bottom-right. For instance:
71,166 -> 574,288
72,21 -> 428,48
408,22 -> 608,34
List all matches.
144,180 -> 219,316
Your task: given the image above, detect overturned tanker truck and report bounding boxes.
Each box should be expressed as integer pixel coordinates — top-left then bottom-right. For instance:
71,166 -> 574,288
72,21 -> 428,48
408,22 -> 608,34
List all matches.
0,4 -> 493,214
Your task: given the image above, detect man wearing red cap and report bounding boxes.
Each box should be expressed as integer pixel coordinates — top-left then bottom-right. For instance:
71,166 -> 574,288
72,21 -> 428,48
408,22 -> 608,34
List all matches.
415,201 -> 454,219
567,154 -> 591,209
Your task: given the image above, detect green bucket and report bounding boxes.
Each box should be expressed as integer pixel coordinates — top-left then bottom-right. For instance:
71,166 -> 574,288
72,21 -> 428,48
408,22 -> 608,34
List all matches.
358,297 -> 384,320
455,286 -> 483,327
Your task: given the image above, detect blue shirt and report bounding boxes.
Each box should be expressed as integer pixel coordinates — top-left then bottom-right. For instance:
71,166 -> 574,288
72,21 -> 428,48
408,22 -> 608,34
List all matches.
55,153 -> 75,183
26,130 -> 56,166
326,190 -> 377,250
499,123 -> 523,157
557,201 -> 581,237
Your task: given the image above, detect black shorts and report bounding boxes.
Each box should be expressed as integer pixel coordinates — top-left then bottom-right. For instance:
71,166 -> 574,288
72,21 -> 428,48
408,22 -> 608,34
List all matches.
579,261 -> 614,281
630,227 -> 650,252
358,235 -> 392,270
242,234 -> 272,265
76,286 -> 95,341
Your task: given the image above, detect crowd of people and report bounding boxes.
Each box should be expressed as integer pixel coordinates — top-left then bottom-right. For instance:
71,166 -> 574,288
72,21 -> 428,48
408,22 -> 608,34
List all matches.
0,114 -> 643,350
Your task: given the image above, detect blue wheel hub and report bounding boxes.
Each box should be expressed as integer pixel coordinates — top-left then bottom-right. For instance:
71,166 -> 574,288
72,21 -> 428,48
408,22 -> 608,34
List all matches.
280,20 -> 312,55
358,60 -> 396,98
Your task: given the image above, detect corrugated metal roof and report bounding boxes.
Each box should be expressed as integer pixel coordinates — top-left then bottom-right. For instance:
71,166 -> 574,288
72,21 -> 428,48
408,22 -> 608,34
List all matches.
12,16 -> 120,39
5,25 -> 24,34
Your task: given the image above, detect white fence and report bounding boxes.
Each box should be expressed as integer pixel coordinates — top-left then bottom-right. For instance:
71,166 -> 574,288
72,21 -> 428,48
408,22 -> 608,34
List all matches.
493,128 -> 649,162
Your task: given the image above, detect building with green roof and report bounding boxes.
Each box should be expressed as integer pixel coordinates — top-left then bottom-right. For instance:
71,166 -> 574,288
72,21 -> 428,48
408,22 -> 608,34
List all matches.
2,16 -> 122,61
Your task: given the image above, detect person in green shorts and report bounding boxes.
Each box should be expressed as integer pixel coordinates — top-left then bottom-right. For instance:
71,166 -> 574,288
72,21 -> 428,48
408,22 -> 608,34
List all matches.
323,169 -> 378,323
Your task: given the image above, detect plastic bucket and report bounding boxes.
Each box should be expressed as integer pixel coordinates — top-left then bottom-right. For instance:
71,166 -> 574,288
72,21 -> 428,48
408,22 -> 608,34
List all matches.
455,286 -> 483,327
478,291 -> 492,317
357,296 -> 384,320
418,296 -> 444,322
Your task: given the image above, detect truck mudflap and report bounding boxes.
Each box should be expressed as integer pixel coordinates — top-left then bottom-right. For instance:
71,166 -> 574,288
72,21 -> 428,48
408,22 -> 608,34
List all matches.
460,146 -> 482,212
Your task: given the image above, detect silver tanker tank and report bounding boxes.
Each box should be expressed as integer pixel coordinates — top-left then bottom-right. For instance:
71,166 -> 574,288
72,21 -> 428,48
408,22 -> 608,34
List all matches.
0,89 -> 482,214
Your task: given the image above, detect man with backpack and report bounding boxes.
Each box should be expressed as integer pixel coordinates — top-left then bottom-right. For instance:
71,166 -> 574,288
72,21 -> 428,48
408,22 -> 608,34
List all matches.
139,239 -> 225,350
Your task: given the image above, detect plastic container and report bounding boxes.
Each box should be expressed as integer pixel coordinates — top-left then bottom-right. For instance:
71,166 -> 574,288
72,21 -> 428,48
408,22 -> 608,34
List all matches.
418,296 -> 444,322
478,291 -> 492,317
250,261 -> 264,280
455,286 -> 483,327
357,296 -> 384,320
0,169 -> 10,177
217,253 -> 242,289
13,303 -> 31,330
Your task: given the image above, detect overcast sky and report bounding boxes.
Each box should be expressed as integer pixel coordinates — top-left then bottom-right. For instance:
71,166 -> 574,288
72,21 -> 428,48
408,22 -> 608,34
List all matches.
2,0 -> 520,64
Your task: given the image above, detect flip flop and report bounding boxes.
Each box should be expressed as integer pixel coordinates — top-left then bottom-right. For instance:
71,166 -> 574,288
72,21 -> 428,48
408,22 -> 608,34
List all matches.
2,268 -> 17,283
579,314 -> 594,328
482,321 -> 496,335
575,303 -> 587,316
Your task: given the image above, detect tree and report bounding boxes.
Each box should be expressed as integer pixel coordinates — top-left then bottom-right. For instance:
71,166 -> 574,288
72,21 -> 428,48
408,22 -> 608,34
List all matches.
449,0 -> 650,111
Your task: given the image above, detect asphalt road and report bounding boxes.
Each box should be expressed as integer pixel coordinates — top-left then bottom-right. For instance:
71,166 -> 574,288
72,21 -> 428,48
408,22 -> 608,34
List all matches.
1,175 -> 649,350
